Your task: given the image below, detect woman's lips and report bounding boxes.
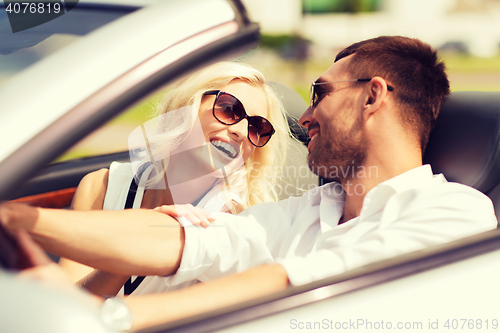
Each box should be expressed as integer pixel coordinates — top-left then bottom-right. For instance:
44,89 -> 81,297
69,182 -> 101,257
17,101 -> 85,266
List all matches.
210,139 -> 239,159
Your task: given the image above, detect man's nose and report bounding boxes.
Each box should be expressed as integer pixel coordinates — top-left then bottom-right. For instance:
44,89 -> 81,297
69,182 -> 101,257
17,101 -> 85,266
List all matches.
298,106 -> 313,128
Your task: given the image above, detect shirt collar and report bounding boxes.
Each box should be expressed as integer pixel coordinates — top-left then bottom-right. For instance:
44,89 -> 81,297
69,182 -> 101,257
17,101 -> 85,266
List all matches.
318,182 -> 345,231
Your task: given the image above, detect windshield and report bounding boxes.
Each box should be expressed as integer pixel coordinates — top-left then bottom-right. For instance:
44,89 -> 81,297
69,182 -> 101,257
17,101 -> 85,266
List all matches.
0,3 -> 138,85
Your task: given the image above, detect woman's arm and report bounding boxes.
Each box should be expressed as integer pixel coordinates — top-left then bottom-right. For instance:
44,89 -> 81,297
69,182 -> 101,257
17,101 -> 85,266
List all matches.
60,169 -> 131,296
59,169 -> 110,283
77,269 -> 130,297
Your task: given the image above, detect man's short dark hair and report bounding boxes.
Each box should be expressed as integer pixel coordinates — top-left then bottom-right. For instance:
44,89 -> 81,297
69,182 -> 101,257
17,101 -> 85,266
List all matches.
335,36 -> 450,151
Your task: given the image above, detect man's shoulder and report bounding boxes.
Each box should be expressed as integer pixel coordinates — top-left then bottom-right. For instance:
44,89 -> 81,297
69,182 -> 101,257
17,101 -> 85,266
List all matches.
385,166 -> 491,203
393,174 -> 497,225
418,174 -> 490,201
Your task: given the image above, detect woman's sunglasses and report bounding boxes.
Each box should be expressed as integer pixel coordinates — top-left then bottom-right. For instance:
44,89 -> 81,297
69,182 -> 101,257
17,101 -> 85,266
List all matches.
203,90 -> 275,147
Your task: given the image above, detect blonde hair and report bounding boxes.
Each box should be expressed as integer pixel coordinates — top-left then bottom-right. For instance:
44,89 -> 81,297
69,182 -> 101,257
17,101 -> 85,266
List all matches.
139,62 -> 289,208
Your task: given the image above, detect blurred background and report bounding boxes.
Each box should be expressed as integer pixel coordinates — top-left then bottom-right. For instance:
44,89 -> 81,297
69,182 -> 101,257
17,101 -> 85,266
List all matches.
1,0 -> 499,164
241,0 -> 500,98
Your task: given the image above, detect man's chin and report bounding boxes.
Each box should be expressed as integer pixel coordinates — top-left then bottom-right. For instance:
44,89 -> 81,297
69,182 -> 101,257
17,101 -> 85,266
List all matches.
308,158 -> 329,178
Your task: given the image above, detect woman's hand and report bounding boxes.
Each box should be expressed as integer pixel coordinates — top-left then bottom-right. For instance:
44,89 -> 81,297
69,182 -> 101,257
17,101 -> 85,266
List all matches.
153,204 -> 215,227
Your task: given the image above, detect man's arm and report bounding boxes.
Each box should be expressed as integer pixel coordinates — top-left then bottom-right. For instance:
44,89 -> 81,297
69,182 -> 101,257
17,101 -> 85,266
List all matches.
0,202 -> 184,276
125,263 -> 289,331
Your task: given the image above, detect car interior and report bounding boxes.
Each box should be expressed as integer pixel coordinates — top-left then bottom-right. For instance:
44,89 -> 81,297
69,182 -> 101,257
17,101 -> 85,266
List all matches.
4,73 -> 500,332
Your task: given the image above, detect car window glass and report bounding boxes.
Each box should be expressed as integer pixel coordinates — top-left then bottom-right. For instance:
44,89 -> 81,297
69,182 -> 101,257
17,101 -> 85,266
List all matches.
0,4 -> 137,86
53,89 -> 167,163
0,34 -> 80,86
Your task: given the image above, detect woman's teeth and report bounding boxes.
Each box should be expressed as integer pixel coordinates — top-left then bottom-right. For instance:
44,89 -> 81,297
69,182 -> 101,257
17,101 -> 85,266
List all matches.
210,140 -> 237,158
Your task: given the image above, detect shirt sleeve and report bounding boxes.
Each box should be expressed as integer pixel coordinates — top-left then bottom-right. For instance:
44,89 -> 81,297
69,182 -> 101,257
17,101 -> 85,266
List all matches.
279,182 -> 498,286
164,200 -> 293,285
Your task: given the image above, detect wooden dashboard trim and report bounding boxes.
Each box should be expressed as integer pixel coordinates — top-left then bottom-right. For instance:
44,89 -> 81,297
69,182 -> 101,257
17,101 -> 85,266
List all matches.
11,187 -> 77,208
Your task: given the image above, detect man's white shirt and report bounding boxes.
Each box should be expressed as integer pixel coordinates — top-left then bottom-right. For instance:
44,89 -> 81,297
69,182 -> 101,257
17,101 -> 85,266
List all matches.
163,165 -> 497,288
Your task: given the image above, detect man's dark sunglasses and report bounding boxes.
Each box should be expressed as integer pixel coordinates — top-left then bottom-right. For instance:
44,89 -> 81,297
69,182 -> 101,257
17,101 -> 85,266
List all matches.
310,78 -> 395,107
203,90 -> 275,147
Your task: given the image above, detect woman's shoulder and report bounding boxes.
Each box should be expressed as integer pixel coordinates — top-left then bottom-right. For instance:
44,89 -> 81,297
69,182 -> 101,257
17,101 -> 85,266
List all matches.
72,168 -> 110,210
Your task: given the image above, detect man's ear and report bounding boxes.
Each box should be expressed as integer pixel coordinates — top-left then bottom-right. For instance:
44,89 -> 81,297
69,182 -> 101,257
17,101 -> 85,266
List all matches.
362,76 -> 389,120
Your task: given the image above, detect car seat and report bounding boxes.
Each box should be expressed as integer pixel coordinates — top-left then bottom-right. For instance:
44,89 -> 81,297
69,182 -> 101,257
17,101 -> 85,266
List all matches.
270,82 -> 317,200
423,91 -> 500,222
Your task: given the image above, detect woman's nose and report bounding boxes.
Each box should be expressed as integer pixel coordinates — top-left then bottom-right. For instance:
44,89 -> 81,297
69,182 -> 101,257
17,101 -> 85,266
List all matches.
228,119 -> 248,141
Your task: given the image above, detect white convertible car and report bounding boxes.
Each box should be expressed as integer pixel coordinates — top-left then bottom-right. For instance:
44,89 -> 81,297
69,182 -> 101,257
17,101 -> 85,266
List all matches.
0,1 -> 499,332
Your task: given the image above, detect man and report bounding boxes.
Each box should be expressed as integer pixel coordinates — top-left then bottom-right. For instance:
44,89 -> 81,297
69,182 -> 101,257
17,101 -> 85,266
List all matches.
1,36 -> 497,330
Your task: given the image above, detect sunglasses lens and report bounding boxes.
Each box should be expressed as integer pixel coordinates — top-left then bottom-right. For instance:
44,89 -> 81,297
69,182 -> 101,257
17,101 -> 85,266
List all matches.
211,91 -> 275,147
213,93 -> 244,125
310,84 -> 317,106
248,117 -> 274,147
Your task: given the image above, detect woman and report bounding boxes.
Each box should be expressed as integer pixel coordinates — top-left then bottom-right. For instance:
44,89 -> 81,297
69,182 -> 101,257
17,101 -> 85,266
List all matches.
59,62 -> 290,296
